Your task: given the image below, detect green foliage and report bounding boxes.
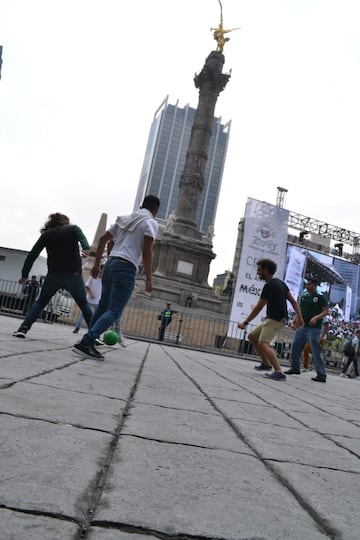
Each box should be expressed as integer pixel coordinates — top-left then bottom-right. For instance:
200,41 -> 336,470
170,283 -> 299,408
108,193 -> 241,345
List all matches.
329,337 -> 343,353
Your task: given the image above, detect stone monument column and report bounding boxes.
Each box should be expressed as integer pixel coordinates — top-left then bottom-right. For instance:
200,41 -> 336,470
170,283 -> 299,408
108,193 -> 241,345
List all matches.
139,6 -> 238,309
172,51 -> 230,240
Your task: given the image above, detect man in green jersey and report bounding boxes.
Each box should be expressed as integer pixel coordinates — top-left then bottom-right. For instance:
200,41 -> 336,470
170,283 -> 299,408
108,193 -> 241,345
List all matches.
286,276 -> 328,382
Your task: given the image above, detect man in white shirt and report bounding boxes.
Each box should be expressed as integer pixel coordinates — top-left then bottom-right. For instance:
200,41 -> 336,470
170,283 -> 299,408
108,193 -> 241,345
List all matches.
73,195 -> 160,359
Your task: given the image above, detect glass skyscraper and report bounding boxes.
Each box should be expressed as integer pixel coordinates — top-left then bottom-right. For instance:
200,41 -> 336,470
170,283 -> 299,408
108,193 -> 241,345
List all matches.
134,96 -> 231,234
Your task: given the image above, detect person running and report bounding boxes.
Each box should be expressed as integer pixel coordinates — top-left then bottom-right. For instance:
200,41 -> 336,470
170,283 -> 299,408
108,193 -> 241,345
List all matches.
72,195 -> 160,360
238,258 -> 304,381
13,213 -> 93,338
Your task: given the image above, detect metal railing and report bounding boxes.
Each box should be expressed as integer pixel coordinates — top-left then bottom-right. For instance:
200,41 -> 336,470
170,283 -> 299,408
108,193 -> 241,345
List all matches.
0,278 -> 344,369
0,279 -> 74,324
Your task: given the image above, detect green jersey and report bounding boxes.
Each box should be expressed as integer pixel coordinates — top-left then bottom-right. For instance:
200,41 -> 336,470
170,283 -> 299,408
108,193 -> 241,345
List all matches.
300,292 -> 328,328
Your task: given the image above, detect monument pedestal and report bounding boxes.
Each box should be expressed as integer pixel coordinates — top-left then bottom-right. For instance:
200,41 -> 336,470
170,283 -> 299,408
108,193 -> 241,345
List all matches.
135,231 -> 224,312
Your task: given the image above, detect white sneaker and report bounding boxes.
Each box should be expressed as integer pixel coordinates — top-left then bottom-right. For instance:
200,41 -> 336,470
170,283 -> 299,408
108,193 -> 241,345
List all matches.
339,373 -> 347,378
119,339 -> 127,348
301,368 -> 309,372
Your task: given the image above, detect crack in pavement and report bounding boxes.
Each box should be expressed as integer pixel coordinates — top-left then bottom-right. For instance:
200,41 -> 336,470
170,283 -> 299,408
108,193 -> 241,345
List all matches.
165,349 -> 343,540
76,343 -> 151,539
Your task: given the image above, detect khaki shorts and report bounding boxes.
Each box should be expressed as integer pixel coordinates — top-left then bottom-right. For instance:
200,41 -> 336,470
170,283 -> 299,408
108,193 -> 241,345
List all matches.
249,319 -> 284,344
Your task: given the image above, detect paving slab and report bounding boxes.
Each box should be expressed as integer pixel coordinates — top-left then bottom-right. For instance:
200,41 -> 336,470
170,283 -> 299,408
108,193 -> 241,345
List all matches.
272,462 -> 360,540
87,529 -> 159,540
0,381 -> 126,432
0,415 -> 111,519
212,398 -> 302,428
0,509 -> 79,540
27,359 -> 141,401
232,418 -> 360,472
1,315 -> 359,539
95,436 -> 328,540
123,400 -> 253,453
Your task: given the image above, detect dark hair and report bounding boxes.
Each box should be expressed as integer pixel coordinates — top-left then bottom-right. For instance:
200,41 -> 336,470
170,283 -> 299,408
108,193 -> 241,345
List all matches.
257,258 -> 277,275
141,195 -> 160,213
305,275 -> 319,284
41,213 -> 70,232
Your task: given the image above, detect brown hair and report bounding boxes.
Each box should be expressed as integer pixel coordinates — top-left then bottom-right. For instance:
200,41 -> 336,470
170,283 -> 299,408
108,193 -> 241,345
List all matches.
41,213 -> 70,232
257,258 -> 277,276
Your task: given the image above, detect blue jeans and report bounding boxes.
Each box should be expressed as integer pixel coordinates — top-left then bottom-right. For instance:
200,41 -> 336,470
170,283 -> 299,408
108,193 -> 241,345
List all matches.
23,272 -> 93,330
82,258 -> 135,345
291,326 -> 326,379
75,303 -> 97,330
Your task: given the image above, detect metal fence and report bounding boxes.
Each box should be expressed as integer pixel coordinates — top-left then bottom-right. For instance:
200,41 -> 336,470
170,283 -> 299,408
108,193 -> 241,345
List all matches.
0,278 -> 75,324
0,278 -> 344,369
0,277 -> 246,355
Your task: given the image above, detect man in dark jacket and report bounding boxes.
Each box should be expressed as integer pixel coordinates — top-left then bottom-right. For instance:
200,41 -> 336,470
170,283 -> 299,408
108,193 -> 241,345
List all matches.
13,213 -> 93,338
22,275 -> 40,315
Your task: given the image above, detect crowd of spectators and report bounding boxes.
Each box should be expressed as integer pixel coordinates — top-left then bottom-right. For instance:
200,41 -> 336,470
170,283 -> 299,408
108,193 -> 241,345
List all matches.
326,307 -> 360,341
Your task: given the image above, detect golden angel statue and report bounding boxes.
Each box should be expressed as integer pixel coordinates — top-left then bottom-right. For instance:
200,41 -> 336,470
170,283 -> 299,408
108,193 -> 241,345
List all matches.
211,0 -> 239,53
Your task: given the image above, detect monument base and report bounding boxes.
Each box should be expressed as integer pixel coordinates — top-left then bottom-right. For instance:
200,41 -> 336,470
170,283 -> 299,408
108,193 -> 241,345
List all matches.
135,232 -> 228,312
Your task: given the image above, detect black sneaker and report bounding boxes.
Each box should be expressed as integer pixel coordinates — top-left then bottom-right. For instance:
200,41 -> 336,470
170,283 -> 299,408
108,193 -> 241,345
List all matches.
254,364 -> 272,371
95,338 -> 104,346
13,325 -> 29,338
311,376 -> 326,383
264,372 -> 286,381
285,368 -> 301,375
73,328 -> 79,334
73,341 -> 104,360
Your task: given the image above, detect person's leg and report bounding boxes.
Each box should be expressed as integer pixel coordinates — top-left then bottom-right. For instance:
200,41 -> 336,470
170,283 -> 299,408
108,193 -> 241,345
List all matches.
288,327 -> 307,372
18,274 -> 60,331
159,322 -> 166,341
112,318 -> 120,334
247,324 -> 269,366
112,318 -> 126,345
344,353 -> 357,377
81,260 -> 135,345
255,319 -> 284,373
303,342 -> 310,369
63,274 -> 93,327
74,311 -> 84,331
342,355 -> 352,374
308,328 -> 326,380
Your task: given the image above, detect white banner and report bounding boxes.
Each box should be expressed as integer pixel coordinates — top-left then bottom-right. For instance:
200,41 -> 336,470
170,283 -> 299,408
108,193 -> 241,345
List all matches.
344,286 -> 352,322
228,198 -> 289,337
284,246 -> 307,312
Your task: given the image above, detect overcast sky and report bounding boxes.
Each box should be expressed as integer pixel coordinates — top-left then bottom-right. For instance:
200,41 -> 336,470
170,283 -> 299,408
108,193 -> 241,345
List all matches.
1,0 -> 360,283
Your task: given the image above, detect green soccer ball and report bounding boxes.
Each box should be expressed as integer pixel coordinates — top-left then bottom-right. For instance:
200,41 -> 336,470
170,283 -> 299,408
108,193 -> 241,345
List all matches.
103,330 -> 119,346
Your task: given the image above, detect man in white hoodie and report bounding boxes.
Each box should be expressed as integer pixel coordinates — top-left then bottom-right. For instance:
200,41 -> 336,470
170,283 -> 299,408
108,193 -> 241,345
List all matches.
73,195 -> 160,359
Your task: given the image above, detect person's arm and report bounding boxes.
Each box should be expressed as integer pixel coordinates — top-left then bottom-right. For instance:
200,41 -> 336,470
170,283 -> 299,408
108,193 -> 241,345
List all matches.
90,231 -> 113,278
320,321 -> 329,340
309,306 -> 329,327
19,237 -> 45,283
237,298 -> 267,329
286,290 -> 304,328
74,225 -> 90,257
142,235 -> 154,292
106,239 -> 114,256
